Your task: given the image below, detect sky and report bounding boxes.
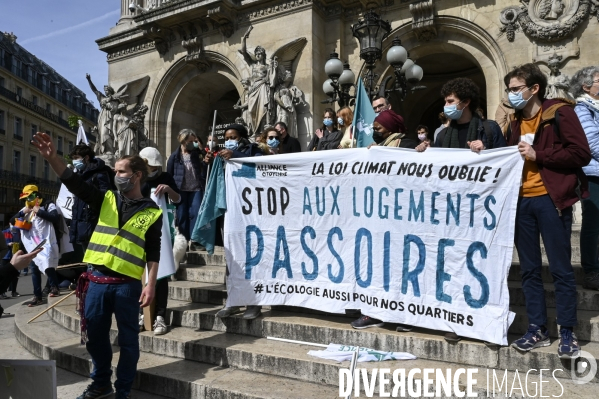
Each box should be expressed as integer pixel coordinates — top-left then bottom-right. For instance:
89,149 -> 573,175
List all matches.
0,1 -> 120,109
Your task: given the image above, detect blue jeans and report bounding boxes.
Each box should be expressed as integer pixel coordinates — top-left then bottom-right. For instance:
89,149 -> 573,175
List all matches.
581,176 -> 599,275
30,263 -> 59,298
176,190 -> 203,241
85,270 -> 142,394
515,195 -> 577,328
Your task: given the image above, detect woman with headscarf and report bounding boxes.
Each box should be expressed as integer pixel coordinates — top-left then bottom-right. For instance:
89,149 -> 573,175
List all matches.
369,109 -> 418,149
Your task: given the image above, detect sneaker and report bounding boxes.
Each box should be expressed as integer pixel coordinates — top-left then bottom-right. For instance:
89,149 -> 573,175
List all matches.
557,328 -> 580,359
511,324 -> 550,352
11,292 -> 20,297
27,297 -> 43,307
49,287 -> 60,297
76,384 -> 114,399
139,314 -> 145,332
215,306 -> 242,318
350,315 -> 384,329
583,272 -> 599,290
115,391 -> 131,399
41,286 -> 50,297
0,293 -> 8,299
153,316 -> 167,335
444,332 -> 462,343
243,305 -> 262,320
396,324 -> 413,332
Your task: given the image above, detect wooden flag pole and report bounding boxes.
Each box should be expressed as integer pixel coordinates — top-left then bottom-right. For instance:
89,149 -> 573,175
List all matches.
27,290 -> 76,324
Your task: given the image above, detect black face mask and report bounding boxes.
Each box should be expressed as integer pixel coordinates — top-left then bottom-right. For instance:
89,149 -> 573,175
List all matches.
373,130 -> 385,144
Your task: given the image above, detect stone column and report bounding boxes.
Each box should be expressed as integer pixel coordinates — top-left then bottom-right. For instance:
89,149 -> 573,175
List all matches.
118,0 -> 135,25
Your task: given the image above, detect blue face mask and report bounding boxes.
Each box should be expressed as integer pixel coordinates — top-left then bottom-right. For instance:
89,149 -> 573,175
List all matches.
224,139 -> 239,150
267,138 -> 280,148
337,117 -> 344,126
323,118 -> 333,127
73,159 -> 85,171
443,102 -> 463,120
193,142 -> 199,148
508,88 -> 531,110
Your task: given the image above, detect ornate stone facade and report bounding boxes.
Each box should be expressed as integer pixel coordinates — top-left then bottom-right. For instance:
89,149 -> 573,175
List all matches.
94,0 -> 599,156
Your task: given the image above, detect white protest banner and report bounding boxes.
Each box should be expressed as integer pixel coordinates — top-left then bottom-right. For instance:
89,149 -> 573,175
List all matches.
151,189 -> 176,280
56,184 -> 74,220
224,147 -> 524,345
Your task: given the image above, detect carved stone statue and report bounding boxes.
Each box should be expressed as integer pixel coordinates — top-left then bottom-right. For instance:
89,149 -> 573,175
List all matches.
86,74 -> 150,163
274,71 -> 305,139
540,0 -> 565,20
233,78 -> 251,127
238,25 -> 307,136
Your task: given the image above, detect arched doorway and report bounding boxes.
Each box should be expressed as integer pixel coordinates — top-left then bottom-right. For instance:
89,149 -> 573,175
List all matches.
149,53 -> 243,156
373,15 -> 508,141
170,74 -> 240,150
395,52 -> 486,137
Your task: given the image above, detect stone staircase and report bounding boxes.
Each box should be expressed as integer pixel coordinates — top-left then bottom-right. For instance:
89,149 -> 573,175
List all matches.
14,230 -> 599,398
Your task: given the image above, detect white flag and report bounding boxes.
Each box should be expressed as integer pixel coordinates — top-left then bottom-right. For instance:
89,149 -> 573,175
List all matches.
76,120 -> 88,145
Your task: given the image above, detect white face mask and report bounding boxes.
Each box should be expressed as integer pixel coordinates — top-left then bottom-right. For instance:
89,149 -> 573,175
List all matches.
418,134 -> 427,141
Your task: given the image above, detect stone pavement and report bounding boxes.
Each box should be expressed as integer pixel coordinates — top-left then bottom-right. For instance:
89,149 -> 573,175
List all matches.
0,302 -> 168,399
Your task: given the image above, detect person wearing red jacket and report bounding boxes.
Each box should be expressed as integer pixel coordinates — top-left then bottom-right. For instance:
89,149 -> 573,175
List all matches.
504,63 -> 591,359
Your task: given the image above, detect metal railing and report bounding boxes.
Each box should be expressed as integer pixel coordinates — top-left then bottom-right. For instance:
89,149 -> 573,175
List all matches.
0,169 -> 61,191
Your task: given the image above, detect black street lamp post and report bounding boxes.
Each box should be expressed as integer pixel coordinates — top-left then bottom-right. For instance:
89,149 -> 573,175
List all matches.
322,9 -> 425,105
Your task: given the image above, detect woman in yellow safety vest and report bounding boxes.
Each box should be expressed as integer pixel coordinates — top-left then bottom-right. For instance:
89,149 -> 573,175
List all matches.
32,132 -> 162,399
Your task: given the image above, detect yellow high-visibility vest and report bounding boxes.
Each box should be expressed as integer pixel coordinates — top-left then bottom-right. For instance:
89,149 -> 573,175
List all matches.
83,190 -> 162,279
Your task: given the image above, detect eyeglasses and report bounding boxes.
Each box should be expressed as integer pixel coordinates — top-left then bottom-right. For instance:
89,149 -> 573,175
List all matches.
505,85 -> 530,94
373,104 -> 387,111
267,136 -> 279,140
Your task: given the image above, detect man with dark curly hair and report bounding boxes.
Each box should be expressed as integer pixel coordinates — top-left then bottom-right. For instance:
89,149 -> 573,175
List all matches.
422,78 -> 506,152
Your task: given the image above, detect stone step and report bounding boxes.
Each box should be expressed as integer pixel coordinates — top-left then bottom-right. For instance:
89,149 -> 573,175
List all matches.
15,301 -> 338,399
45,297 -> 599,392
177,264 -> 226,284
512,247 -> 582,264
186,252 -> 227,266
508,306 -> 599,342
168,278 -> 599,311
508,262 -> 586,285
165,300 -> 599,379
507,281 -> 599,311
169,281 -> 227,305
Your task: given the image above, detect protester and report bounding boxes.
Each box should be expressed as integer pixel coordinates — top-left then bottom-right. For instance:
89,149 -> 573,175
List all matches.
275,121 -> 302,153
1,224 -> 19,298
416,125 -> 429,143
504,63 -> 591,359
32,132 -> 163,399
206,135 -> 220,155
217,123 -> 264,160
349,109 -> 417,332
308,108 -> 343,151
15,184 -> 62,306
495,96 -> 515,134
0,249 -> 43,318
372,96 -> 392,116
261,127 -> 283,155
215,123 -> 263,320
433,112 -> 450,143
367,110 -> 417,149
69,144 -> 114,252
418,78 -> 506,153
570,66 -> 599,291
337,107 -> 356,148
138,147 -> 180,336
167,129 -> 209,250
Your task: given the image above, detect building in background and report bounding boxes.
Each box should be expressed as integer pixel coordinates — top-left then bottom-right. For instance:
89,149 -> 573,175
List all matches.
95,0 -> 599,154
0,31 -> 99,225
